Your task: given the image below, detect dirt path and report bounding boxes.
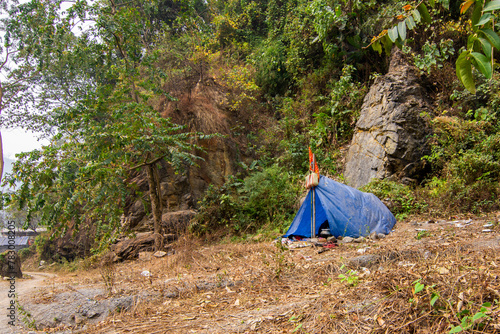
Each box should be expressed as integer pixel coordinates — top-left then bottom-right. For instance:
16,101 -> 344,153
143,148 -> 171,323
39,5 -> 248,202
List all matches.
0,272 -> 56,333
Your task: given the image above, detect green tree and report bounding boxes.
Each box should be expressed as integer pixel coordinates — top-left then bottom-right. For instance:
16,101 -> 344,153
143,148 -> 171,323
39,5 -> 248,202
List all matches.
2,0 -> 213,251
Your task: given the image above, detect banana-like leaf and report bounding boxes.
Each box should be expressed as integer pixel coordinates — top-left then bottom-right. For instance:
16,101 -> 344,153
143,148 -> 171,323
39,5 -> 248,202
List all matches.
417,3 -> 431,23
470,52 -> 492,79
456,51 -> 476,94
477,37 -> 492,58
483,0 -> 500,12
475,13 -> 492,26
472,0 -> 484,28
479,28 -> 500,50
398,21 -> 407,41
460,0 -> 475,14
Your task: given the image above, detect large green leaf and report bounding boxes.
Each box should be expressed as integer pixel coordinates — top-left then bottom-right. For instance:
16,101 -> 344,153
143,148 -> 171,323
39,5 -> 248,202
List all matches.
483,0 -> 500,12
412,9 -> 421,23
381,35 -> 393,55
388,26 -> 398,42
472,0 -> 484,28
398,21 -> 407,41
477,37 -> 492,58
470,52 -> 492,79
406,16 -> 416,30
479,28 -> 500,50
417,3 -> 431,23
456,51 -> 476,94
475,13 -> 492,26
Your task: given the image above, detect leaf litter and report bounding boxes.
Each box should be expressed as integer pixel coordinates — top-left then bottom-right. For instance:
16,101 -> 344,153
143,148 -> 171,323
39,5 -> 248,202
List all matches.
21,213 -> 500,333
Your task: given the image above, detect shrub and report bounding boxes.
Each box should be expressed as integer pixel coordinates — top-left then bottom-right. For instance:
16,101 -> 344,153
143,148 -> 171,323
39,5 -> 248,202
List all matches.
360,179 -> 427,221
191,164 -> 302,238
424,117 -> 500,213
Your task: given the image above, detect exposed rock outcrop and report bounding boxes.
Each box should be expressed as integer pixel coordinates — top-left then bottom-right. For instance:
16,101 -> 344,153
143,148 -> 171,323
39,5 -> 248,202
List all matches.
344,48 -> 432,189
122,75 -> 269,233
109,232 -> 176,261
162,210 -> 196,235
0,251 -> 22,278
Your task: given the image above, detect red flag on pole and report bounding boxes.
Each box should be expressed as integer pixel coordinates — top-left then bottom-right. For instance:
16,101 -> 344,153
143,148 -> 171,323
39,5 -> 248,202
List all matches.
309,147 -> 314,172
309,147 -> 320,174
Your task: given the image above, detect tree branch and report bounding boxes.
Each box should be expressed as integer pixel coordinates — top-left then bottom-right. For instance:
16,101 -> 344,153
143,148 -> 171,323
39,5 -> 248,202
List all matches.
128,153 -> 171,171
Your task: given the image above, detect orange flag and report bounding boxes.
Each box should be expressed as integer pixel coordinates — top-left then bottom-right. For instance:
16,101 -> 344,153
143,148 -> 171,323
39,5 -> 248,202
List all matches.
308,147 -> 320,174
309,147 -> 314,172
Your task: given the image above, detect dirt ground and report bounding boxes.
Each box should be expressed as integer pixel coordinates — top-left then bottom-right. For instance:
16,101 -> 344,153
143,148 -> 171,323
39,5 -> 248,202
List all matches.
7,213 -> 500,333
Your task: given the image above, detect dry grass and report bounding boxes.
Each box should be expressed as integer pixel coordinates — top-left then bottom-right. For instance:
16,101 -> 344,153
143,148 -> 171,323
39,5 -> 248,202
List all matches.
37,213 -> 500,333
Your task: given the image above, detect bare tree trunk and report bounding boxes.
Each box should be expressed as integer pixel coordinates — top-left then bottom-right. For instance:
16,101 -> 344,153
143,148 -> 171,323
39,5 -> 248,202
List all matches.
145,163 -> 163,251
0,84 -> 4,183
0,131 -> 3,183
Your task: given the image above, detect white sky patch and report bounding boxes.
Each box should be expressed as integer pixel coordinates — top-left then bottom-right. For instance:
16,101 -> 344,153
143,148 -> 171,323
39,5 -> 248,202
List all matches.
3,128 -> 48,160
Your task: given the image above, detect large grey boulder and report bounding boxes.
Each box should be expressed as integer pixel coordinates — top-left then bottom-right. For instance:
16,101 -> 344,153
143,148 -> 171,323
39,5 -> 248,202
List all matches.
344,48 -> 431,189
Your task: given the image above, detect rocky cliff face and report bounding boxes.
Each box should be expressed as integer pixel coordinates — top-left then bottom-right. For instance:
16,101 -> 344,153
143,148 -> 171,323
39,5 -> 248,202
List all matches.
344,48 -> 432,189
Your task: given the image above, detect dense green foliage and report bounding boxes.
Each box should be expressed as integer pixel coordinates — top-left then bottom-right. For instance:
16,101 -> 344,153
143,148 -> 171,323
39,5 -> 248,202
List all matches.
192,164 -> 302,237
1,0 -> 500,246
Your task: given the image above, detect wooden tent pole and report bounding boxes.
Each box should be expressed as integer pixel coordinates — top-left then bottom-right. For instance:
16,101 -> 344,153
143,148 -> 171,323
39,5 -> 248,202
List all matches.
312,187 -> 316,238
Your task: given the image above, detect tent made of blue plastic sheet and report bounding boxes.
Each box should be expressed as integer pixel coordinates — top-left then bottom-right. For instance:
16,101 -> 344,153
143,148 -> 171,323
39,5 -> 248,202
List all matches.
284,175 -> 396,238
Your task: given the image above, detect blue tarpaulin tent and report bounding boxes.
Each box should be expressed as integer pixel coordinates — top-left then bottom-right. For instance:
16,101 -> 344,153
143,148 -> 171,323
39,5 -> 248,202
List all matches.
284,175 -> 396,238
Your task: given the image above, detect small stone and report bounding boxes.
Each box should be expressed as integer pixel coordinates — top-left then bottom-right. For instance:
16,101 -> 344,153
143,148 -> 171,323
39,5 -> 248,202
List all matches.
369,232 -> 378,240
141,270 -> 151,277
327,236 -> 337,242
353,237 -> 365,243
377,233 -> 386,239
342,237 -> 354,243
138,252 -> 152,261
75,314 -> 86,325
153,251 -> 167,258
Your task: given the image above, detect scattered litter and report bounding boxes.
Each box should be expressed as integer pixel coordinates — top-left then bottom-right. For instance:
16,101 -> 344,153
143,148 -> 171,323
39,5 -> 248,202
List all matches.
141,270 -> 151,277
482,229 -> 493,233
449,220 -> 473,228
357,247 -> 370,254
153,251 -> 167,258
398,261 -> 416,268
484,223 -> 494,228
288,241 -> 310,249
